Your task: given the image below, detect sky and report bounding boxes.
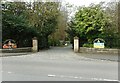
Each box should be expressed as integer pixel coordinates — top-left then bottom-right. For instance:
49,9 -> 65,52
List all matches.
2,0 -> 116,20
61,0 -> 115,19
63,0 -> 113,7
4,0 -> 114,4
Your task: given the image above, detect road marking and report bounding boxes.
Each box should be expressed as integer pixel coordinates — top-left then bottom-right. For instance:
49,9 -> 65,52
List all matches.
8,72 -> 12,74
47,74 -> 118,81
91,77 -> 118,81
102,79 -> 118,81
74,77 -> 79,79
48,74 -> 56,77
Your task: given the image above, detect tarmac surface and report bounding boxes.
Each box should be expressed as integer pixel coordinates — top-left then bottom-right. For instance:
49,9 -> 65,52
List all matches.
0,45 -> 119,62
1,45 -> 119,81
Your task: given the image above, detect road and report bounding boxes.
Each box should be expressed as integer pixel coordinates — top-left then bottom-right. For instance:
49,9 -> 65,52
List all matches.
1,46 -> 118,81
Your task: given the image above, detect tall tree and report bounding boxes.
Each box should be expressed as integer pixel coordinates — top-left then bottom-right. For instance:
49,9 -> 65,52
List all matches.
67,3 -> 112,47
27,2 -> 61,49
103,1 -> 119,48
49,4 -> 68,46
2,2 -> 37,47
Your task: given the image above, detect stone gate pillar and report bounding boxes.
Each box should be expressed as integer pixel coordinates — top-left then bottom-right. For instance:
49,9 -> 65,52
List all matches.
32,37 -> 38,52
74,36 -> 79,52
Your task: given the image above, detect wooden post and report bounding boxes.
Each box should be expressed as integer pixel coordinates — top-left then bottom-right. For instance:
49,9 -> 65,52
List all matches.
32,37 -> 38,52
74,36 -> 79,52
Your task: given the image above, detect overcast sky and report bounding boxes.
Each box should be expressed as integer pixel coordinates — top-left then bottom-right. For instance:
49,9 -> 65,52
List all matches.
63,0 -> 114,6
4,0 -> 114,3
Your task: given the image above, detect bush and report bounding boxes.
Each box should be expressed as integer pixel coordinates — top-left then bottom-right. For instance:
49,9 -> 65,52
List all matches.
48,38 -> 61,46
83,43 -> 93,48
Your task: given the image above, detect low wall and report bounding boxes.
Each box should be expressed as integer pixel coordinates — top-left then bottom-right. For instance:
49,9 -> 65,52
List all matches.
0,47 -> 32,53
80,47 -> 119,54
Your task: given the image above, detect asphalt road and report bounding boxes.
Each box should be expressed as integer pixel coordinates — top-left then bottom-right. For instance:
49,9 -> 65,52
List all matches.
1,46 -> 118,81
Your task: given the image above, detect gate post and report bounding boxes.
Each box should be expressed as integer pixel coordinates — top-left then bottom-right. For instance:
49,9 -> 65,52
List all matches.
74,36 -> 79,52
32,37 -> 38,52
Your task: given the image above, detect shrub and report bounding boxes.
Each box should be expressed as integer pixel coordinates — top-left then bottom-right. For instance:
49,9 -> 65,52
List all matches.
83,43 -> 93,48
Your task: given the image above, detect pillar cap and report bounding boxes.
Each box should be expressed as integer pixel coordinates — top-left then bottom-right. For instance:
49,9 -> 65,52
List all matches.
32,37 -> 37,40
74,36 -> 79,39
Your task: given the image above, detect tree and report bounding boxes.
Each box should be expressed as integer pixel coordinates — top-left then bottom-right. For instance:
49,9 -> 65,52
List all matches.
2,2 -> 37,47
118,1 -> 120,48
2,1 -> 62,49
27,2 -> 61,49
67,3 -> 112,47
49,4 -> 68,46
103,1 -> 120,48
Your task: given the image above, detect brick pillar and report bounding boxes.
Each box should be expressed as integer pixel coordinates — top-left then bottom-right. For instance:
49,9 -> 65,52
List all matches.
74,36 -> 79,52
32,37 -> 38,52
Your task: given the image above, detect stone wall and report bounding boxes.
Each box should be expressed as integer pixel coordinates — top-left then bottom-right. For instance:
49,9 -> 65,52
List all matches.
80,47 -> 119,54
1,47 -> 32,53
1,37 -> 38,53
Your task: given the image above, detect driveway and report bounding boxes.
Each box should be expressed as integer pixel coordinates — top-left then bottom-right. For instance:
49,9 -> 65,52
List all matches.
1,45 -> 118,62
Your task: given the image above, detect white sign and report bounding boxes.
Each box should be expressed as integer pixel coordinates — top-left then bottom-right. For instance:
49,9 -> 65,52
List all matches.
94,43 -> 104,48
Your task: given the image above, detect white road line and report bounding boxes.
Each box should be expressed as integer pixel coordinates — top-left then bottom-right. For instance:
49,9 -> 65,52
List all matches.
48,74 -> 56,77
102,79 -> 118,81
8,72 -> 12,74
47,74 -> 118,81
74,77 -> 79,79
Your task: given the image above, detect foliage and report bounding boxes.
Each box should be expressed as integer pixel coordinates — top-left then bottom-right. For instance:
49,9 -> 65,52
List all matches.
48,37 -> 61,46
27,2 -> 61,49
2,2 -> 61,49
83,43 -> 93,48
67,2 -> 119,48
2,2 -> 37,47
103,2 -> 120,48
49,7 -> 68,42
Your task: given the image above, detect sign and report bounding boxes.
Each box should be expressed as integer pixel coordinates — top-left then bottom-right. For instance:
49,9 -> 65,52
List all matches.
3,39 -> 17,49
93,38 -> 105,48
94,42 -> 104,48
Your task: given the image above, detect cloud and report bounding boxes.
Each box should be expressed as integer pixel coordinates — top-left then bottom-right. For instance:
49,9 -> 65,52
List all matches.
64,0 -> 112,6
